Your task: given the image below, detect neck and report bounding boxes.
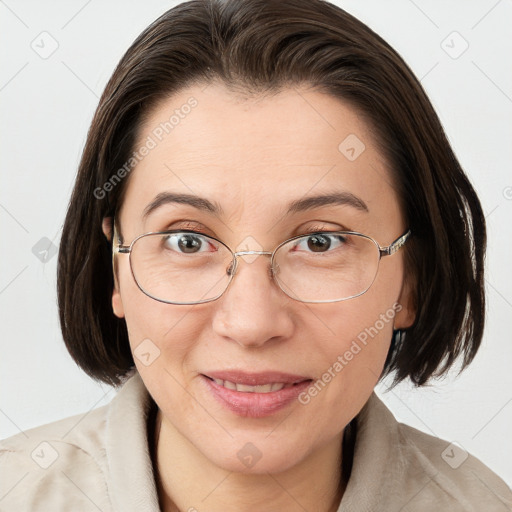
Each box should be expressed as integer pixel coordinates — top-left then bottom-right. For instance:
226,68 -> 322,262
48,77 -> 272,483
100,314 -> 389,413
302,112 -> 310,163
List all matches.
151,408 -> 348,512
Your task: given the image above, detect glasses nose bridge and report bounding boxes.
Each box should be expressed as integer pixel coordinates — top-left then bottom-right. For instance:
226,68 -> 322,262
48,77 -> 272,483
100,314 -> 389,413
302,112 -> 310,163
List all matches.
233,250 -> 274,257
228,249 -> 275,278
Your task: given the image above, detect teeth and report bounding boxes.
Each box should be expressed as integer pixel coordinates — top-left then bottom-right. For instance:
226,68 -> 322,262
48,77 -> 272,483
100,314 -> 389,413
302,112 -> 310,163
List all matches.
236,383 -> 257,392
211,378 -> 289,393
223,380 -> 237,390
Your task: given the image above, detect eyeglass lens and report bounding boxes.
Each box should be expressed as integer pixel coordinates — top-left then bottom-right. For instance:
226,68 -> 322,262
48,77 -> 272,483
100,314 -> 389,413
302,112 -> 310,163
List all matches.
128,231 -> 381,304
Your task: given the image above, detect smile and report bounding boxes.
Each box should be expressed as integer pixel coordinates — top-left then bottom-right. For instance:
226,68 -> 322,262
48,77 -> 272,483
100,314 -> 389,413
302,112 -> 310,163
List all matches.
200,371 -> 313,417
208,378 -> 301,393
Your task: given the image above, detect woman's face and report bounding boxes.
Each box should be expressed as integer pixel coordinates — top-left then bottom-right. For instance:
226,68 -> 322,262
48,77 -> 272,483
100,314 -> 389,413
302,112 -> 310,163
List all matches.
110,83 -> 415,474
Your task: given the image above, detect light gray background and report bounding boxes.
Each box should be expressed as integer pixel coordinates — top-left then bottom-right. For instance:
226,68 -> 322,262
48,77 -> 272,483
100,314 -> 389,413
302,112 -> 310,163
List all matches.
1,0 -> 511,487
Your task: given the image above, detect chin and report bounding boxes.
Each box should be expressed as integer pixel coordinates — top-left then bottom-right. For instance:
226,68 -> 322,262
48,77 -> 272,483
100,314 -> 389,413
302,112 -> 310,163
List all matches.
201,438 -> 309,476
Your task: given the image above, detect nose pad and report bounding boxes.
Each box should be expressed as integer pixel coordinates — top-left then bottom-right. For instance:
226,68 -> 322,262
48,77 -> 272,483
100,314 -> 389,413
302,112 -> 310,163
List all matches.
226,254 -> 277,285
226,253 -> 280,292
226,259 -> 236,277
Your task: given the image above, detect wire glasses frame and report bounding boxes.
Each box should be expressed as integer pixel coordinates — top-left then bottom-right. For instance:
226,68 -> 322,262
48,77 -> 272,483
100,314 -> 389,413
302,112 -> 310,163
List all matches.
112,223 -> 411,305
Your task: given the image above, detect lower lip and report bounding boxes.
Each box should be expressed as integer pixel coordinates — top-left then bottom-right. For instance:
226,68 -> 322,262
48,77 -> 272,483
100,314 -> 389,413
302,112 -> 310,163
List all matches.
201,375 -> 312,418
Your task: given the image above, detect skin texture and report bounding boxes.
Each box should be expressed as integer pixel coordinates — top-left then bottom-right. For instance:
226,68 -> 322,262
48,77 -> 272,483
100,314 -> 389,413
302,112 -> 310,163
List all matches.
103,82 -> 416,512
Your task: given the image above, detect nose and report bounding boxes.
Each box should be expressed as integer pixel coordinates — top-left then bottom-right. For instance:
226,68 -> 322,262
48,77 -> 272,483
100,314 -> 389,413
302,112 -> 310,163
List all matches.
211,251 -> 295,348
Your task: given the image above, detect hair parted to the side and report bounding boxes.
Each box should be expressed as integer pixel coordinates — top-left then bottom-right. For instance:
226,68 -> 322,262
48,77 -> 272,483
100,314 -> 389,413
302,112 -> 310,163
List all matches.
57,0 -> 486,387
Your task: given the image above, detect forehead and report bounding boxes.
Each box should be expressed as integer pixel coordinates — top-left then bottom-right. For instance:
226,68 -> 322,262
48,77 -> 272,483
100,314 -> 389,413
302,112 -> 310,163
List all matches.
119,83 -> 402,236
138,83 -> 378,174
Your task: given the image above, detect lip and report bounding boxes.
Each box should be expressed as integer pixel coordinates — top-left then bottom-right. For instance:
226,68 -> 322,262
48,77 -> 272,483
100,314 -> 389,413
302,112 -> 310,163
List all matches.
204,370 -> 311,386
200,371 -> 312,418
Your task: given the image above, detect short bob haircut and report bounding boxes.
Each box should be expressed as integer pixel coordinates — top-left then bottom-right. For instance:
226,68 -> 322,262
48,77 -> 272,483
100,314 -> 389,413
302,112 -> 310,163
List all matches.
57,0 -> 486,388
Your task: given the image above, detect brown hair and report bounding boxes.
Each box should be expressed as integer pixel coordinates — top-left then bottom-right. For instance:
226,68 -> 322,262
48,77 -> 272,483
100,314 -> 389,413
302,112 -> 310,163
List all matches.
57,0 -> 486,387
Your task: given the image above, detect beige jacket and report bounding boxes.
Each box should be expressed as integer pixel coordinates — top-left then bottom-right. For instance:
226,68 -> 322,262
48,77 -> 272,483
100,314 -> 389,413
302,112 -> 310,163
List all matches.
1,372 -> 511,511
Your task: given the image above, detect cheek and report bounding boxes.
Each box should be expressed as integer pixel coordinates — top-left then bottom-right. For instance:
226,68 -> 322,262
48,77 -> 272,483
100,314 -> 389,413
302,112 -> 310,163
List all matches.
277,303 -> 396,463
319,297 -> 396,383
320,263 -> 400,351
117,263 -> 204,372
301,280 -> 401,421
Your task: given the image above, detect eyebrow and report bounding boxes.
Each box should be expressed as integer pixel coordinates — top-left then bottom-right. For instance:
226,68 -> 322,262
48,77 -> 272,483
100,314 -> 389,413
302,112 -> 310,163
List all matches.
142,190 -> 369,220
286,191 -> 369,214
142,192 -> 224,219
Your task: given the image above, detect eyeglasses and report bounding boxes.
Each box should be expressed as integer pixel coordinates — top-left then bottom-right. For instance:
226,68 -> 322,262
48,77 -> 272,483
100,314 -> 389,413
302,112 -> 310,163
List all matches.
112,224 -> 411,305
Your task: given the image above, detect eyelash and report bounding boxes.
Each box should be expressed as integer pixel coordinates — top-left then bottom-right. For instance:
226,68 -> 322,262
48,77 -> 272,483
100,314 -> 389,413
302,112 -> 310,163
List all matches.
168,221 -> 346,237
303,224 -> 339,234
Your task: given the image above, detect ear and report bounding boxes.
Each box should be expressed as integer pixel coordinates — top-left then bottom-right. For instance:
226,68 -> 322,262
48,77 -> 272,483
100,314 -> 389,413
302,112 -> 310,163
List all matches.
394,277 -> 416,329
102,216 -> 125,319
102,217 -> 113,242
111,286 -> 125,319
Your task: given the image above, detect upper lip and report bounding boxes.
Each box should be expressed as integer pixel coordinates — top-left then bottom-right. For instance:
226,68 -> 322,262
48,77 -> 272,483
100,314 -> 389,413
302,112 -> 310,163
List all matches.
202,370 -> 312,386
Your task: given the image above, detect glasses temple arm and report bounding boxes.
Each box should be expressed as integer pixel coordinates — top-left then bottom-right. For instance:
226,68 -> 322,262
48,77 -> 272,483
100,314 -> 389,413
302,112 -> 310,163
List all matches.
379,229 -> 411,257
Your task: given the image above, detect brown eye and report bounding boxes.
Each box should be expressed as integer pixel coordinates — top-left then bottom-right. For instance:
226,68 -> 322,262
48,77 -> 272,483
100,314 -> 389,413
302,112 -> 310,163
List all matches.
162,233 -> 214,254
293,233 -> 347,253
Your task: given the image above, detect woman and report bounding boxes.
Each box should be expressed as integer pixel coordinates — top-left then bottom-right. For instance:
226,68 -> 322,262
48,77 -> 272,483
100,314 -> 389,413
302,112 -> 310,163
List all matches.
1,0 -> 510,510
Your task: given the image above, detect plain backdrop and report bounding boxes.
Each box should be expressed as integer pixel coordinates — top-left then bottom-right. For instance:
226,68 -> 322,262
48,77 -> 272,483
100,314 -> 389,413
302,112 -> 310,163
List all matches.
1,0 -> 511,487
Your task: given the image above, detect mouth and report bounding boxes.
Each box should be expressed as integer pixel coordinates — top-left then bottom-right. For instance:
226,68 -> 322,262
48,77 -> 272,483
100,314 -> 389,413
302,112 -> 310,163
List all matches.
208,377 -> 304,393
200,371 -> 313,417
204,378 -> 303,393
202,370 -> 312,388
